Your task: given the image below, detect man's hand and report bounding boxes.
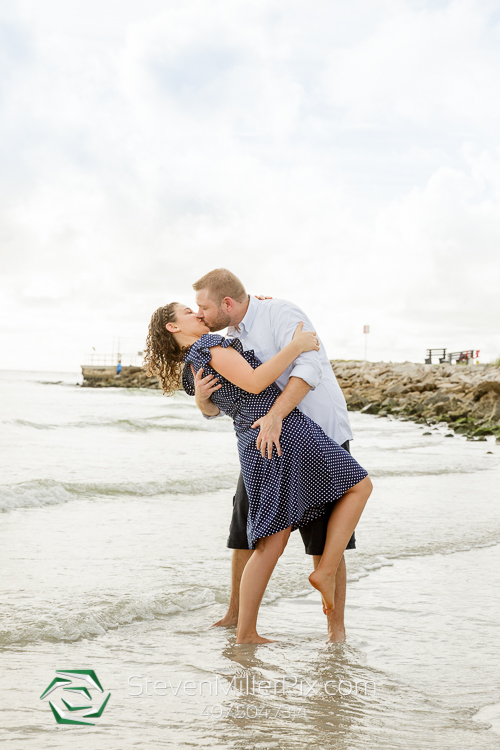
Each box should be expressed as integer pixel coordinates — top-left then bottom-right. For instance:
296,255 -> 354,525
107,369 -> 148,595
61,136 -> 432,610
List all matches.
192,365 -> 221,417
251,411 -> 283,459
192,365 -> 222,400
251,377 -> 311,459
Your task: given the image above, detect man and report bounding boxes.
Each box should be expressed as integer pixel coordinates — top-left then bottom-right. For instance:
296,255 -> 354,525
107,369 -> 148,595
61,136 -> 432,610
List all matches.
191,268 -> 355,642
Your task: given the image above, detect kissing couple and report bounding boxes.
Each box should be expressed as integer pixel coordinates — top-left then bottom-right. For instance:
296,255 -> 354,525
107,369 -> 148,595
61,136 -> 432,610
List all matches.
145,268 -> 372,644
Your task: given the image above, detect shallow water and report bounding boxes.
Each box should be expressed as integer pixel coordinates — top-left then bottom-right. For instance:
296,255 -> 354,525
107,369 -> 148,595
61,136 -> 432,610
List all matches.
1,369 -> 499,748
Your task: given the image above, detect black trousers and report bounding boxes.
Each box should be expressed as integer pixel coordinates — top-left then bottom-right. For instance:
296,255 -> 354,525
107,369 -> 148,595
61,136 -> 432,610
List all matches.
227,440 -> 356,555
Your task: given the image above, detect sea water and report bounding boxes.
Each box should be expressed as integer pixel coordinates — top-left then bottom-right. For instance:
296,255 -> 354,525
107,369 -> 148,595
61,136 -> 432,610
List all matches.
1,369 -> 499,749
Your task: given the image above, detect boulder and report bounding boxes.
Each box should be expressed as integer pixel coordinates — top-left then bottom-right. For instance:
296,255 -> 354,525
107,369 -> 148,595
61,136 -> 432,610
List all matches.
473,381 -> 500,401
384,382 -> 407,396
360,403 -> 380,414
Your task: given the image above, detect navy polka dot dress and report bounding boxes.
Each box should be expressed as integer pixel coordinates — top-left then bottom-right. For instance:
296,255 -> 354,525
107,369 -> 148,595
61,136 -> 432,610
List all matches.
182,334 -> 368,550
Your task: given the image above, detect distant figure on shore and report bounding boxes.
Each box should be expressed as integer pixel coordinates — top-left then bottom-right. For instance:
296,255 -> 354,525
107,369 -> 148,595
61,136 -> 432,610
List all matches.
145,269 -> 372,645
116,360 -> 122,375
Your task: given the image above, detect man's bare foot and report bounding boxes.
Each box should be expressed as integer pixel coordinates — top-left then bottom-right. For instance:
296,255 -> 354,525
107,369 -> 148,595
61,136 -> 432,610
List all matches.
309,568 -> 336,614
211,612 -> 238,628
236,634 -> 276,644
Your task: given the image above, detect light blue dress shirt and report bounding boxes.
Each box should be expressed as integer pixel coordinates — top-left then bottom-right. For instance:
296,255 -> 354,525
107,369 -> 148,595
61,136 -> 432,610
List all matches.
208,295 -> 352,445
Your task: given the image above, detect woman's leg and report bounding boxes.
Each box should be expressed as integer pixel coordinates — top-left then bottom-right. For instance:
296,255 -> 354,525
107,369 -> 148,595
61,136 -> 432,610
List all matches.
309,476 -> 372,613
236,526 -> 291,644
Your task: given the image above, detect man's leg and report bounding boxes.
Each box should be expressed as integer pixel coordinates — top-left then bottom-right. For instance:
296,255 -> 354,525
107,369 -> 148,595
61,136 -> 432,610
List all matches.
212,473 -> 251,627
212,549 -> 253,627
309,476 -> 372,618
300,440 -> 355,641
313,554 -> 347,642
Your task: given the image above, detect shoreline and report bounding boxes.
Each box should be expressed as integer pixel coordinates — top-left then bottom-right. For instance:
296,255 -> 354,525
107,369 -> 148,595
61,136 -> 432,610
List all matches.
80,359 -> 500,440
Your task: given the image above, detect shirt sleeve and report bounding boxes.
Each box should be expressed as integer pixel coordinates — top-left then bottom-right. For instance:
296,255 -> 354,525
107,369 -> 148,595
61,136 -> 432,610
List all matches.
202,409 -> 223,420
268,301 -> 323,390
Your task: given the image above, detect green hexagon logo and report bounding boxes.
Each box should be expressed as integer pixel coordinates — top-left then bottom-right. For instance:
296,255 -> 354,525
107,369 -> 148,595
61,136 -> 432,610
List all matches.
40,669 -> 111,726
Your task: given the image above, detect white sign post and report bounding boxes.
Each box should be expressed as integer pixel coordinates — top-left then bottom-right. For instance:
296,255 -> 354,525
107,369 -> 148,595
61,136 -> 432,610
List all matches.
363,325 -> 370,360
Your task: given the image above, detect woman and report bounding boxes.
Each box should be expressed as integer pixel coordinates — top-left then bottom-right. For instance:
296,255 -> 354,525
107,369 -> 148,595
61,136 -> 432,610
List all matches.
145,302 -> 372,644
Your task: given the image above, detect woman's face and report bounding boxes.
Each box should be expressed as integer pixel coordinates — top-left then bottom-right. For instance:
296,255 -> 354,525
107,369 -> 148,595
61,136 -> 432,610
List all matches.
172,304 -> 210,338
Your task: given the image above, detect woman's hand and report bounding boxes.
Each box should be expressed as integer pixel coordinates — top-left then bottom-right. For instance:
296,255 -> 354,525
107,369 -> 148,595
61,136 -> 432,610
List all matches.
292,322 -> 320,353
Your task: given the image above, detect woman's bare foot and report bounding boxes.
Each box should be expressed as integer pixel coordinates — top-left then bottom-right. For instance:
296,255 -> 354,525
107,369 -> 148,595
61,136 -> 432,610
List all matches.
309,568 -> 336,614
211,612 -> 238,628
236,633 -> 276,644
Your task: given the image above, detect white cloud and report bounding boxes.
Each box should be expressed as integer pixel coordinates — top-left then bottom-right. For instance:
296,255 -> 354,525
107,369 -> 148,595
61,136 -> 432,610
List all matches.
0,0 -> 499,370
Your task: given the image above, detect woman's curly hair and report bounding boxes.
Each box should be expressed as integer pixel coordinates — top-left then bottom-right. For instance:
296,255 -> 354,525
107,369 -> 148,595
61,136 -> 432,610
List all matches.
144,302 -> 186,395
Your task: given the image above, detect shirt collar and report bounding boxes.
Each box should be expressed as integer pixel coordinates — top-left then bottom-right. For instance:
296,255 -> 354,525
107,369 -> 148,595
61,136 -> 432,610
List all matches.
228,295 -> 258,336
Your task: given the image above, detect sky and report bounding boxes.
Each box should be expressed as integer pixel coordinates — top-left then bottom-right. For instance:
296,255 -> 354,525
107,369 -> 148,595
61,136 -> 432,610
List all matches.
1,0 -> 499,371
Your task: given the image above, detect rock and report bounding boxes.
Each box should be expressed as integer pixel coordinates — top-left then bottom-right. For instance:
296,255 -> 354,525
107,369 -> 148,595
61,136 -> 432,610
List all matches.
423,431 -> 432,435
360,403 -> 379,414
381,397 -> 397,409
445,433 -> 454,437
346,392 -> 368,409
384,382 -> 407,396
473,381 -> 500,400
488,399 -> 500,422
423,391 -> 452,406
474,427 -> 494,436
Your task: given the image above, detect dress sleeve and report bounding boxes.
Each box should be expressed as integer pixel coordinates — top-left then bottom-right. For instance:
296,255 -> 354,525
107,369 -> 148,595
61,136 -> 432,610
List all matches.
183,333 -> 225,372
182,335 -> 246,397
219,337 -> 244,355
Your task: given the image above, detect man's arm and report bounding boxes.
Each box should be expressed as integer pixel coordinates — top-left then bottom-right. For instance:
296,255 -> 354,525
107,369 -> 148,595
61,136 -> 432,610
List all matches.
252,376 -> 311,458
274,307 -> 323,391
251,301 -> 321,458
191,365 -> 222,417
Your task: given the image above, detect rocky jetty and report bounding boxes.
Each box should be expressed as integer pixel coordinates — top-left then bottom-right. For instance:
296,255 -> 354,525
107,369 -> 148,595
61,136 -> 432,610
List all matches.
81,358 -> 500,440
81,366 -> 160,389
332,360 -> 500,440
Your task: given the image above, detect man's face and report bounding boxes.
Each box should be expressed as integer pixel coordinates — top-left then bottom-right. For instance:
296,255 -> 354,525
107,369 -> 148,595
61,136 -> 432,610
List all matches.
195,289 -> 231,332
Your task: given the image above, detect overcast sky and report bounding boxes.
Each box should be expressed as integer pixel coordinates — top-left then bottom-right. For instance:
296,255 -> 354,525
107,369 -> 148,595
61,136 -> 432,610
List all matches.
1,0 -> 499,371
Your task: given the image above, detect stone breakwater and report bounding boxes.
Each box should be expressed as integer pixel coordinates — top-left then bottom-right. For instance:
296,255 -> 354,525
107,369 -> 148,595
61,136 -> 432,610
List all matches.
333,360 -> 500,440
80,360 -> 500,440
81,366 -> 160,389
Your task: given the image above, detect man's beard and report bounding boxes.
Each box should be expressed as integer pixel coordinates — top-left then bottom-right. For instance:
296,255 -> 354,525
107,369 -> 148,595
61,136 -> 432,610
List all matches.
207,310 -> 232,332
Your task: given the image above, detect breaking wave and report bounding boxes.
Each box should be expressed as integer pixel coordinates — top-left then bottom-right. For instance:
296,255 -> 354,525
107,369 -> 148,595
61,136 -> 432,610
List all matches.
8,415 -> 233,433
0,588 -> 217,647
0,474 -> 239,512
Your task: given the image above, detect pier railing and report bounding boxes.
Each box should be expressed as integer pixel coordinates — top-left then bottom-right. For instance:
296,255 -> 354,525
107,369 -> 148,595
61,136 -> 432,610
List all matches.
83,353 -> 144,367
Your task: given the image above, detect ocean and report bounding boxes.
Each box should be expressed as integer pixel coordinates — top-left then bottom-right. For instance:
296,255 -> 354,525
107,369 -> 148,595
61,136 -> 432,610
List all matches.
1,368 -> 500,749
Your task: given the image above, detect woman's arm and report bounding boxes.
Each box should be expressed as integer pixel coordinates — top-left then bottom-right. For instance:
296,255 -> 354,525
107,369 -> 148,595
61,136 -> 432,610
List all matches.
208,324 -> 319,394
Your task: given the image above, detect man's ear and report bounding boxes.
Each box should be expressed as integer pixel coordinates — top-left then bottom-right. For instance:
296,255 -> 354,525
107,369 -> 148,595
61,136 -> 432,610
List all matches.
166,322 -> 178,333
222,296 -> 234,312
